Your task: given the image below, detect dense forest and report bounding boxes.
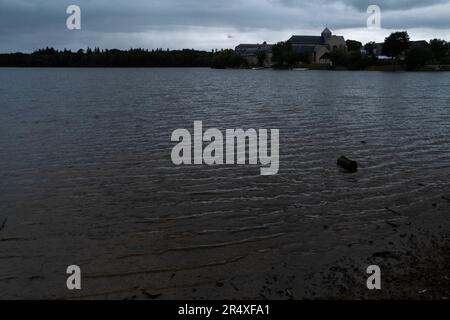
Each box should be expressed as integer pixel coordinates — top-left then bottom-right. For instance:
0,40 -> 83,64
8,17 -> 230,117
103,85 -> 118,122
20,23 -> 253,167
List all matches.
0,47 -> 215,67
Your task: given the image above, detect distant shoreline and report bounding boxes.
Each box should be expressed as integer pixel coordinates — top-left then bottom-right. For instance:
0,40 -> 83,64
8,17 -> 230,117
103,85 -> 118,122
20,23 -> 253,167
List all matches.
2,44 -> 449,71
1,65 -> 450,72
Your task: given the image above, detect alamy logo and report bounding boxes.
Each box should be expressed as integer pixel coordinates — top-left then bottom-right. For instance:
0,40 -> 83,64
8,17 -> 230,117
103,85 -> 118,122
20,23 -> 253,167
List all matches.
171,121 -> 279,175
66,265 -> 81,290
366,265 -> 381,290
367,5 -> 381,30
66,5 -> 81,30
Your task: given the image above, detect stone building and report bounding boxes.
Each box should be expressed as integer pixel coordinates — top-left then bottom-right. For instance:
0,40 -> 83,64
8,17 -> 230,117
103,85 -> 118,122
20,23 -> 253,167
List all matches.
235,28 -> 347,66
288,28 -> 346,64
235,42 -> 273,67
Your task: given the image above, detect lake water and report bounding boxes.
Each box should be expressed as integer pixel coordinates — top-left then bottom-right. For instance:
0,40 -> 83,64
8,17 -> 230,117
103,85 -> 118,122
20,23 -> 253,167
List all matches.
1,68 -> 450,299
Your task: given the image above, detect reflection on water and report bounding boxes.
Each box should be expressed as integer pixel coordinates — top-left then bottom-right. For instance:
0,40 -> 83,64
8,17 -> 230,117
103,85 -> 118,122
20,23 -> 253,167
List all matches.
0,68 -> 450,298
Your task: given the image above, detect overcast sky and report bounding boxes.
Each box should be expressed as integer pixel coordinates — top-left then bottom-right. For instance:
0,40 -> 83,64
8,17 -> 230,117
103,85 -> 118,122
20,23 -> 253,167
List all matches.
1,0 -> 450,52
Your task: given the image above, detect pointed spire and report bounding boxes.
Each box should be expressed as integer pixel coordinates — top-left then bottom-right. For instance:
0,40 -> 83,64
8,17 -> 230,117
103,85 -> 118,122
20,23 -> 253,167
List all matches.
321,27 -> 332,39
322,27 -> 331,35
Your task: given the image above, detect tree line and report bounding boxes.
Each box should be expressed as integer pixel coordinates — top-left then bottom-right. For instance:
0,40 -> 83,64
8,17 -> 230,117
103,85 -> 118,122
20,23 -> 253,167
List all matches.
1,32 -> 448,70
0,47 -> 215,67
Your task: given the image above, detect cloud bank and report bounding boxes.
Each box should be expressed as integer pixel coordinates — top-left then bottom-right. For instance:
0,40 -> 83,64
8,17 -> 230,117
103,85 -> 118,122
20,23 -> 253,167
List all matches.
0,0 -> 449,52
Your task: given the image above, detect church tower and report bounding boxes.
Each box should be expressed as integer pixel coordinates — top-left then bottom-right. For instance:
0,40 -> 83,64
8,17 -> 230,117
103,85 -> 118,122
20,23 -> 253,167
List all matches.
321,27 -> 332,40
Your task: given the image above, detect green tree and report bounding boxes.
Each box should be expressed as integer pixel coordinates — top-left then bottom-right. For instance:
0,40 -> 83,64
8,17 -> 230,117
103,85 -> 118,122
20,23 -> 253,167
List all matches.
256,51 -> 266,67
297,53 -> 311,64
346,40 -> 362,52
383,31 -> 410,63
405,44 -> 433,69
0,47 -> 216,68
363,42 -> 377,59
329,48 -> 349,67
272,41 -> 297,67
211,49 -> 246,69
429,39 -> 448,63
347,50 -> 371,70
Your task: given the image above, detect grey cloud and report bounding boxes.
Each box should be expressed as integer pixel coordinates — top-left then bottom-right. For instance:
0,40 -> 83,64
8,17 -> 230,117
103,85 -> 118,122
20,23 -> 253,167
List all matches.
0,0 -> 449,52
343,0 -> 449,11
276,0 -> 449,11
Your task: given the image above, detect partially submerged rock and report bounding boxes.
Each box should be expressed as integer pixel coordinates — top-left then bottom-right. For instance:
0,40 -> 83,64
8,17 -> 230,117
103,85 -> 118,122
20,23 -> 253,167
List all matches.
337,156 -> 358,172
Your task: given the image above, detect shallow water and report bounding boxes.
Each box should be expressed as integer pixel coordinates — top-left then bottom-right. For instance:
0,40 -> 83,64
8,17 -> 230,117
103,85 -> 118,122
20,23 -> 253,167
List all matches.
1,68 -> 450,298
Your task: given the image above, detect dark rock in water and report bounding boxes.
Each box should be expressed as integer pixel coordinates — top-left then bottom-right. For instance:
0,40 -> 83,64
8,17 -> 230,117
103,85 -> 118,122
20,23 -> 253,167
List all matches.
337,156 -> 358,172
141,289 -> 162,299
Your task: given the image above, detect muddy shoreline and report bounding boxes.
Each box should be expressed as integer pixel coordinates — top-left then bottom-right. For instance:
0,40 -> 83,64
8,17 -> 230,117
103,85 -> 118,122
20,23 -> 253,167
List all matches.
45,194 -> 450,300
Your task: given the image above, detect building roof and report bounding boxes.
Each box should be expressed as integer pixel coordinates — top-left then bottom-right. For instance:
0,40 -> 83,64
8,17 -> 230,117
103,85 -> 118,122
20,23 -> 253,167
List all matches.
410,40 -> 428,47
235,44 -> 272,49
288,36 -> 324,45
236,44 -> 262,49
292,45 -> 316,54
235,43 -> 273,55
333,36 -> 346,42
